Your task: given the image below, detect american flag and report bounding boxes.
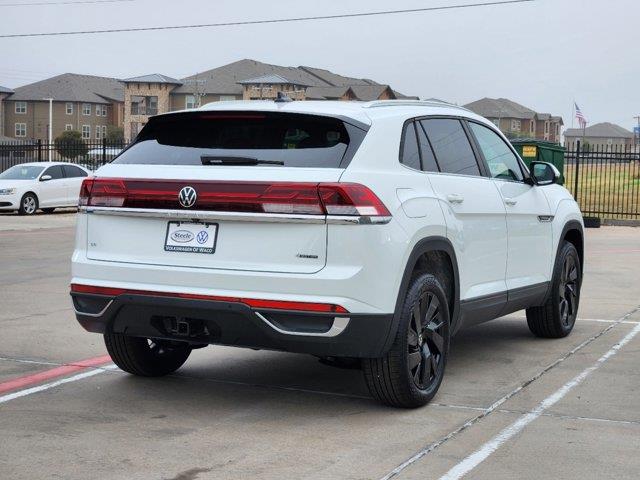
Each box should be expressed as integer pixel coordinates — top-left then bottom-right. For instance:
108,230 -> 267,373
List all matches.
575,102 -> 587,128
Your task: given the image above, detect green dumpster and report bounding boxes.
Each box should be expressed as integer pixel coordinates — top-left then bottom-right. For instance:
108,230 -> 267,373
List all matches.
510,139 -> 565,184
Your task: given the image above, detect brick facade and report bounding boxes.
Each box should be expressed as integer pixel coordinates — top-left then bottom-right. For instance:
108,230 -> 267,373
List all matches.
123,82 -> 175,142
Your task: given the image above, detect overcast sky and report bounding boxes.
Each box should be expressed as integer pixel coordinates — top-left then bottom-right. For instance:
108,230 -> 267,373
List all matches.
1,0 -> 638,131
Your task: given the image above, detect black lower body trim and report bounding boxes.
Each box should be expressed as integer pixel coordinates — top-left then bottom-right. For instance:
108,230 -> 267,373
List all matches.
458,282 -> 549,330
71,292 -> 394,358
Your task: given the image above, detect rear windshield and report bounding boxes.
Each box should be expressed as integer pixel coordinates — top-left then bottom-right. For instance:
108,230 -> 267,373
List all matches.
114,111 -> 366,168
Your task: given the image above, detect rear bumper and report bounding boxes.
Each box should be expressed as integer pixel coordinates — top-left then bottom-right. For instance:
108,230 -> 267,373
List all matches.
71,291 -> 395,358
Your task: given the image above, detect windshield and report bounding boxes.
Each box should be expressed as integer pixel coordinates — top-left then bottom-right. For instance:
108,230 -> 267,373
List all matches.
0,165 -> 44,180
114,111 -> 366,168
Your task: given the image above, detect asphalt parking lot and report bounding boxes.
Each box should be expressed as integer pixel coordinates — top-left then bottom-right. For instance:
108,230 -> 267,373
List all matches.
0,212 -> 638,480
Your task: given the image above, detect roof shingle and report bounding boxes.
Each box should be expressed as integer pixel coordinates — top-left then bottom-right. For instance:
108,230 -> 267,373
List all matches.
7,73 -> 123,103
564,122 -> 633,139
122,73 -> 183,85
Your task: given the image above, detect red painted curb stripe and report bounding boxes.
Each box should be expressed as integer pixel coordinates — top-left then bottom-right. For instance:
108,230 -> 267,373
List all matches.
0,355 -> 112,395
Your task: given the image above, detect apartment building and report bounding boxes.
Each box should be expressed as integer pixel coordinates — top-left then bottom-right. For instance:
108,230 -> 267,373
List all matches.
464,97 -> 563,143
0,74 -> 124,142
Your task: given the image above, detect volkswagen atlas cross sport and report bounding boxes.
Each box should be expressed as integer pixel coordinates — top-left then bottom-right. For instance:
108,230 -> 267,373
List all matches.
70,99 -> 584,408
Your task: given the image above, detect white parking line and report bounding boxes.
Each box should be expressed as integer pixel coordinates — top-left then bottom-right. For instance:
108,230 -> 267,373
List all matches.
0,365 -> 116,405
380,305 -> 640,480
438,321 -> 640,480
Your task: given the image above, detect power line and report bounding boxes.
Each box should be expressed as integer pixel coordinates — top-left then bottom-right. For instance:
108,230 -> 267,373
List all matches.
0,0 -> 534,38
0,0 -> 132,6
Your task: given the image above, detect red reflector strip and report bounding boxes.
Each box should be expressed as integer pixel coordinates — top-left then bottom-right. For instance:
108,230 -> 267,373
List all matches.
70,284 -> 349,314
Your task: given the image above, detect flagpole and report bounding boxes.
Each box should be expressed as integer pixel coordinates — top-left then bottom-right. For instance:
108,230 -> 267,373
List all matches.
571,101 -> 575,129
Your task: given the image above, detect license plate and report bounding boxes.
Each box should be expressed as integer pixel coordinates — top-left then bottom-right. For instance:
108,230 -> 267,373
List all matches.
164,222 -> 218,254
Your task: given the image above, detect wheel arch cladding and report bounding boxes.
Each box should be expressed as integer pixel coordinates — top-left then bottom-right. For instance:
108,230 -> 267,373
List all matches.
561,221 -> 584,272
385,237 -> 460,352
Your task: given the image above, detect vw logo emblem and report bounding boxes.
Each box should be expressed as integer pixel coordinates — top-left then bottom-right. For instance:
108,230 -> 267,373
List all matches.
178,186 -> 197,208
196,231 -> 209,244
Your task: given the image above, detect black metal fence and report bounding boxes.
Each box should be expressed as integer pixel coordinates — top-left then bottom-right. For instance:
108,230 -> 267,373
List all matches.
564,141 -> 640,220
0,139 -> 128,173
1,138 -> 638,220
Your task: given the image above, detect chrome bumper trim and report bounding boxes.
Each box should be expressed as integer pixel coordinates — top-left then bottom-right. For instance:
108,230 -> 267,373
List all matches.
255,312 -> 350,338
72,299 -> 114,318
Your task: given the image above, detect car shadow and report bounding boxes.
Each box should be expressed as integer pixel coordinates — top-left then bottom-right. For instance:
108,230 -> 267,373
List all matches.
105,316 -> 538,409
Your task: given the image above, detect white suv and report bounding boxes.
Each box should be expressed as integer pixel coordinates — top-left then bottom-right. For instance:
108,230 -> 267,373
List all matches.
70,100 -> 583,408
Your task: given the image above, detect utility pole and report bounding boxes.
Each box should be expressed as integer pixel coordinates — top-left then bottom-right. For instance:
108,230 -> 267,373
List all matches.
44,97 -> 53,161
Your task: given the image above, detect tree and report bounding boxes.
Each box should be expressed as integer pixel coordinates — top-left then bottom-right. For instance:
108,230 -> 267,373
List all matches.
106,125 -> 124,144
54,130 -> 87,159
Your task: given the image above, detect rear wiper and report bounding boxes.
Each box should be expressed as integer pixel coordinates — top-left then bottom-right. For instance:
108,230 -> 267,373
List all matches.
201,155 -> 284,166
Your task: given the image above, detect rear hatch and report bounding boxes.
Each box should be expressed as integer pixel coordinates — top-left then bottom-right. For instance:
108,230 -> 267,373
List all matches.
84,110 -> 367,274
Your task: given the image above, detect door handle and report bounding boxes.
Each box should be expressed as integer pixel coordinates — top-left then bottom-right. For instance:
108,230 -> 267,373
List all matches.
446,194 -> 464,204
504,197 -> 518,206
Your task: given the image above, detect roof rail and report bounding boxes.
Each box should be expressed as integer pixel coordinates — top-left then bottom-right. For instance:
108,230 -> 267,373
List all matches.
364,100 -> 471,112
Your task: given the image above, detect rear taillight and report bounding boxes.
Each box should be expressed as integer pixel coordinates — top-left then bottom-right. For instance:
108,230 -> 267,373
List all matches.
78,178 -> 94,207
319,183 -> 391,216
80,178 -> 390,218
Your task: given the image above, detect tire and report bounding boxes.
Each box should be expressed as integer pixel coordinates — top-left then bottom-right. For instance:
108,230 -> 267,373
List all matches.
104,332 -> 192,377
363,274 -> 450,408
526,241 -> 582,338
41,208 -> 56,214
18,193 -> 38,215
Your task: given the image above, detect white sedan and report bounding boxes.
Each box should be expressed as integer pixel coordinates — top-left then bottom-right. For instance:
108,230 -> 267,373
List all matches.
0,162 -> 90,215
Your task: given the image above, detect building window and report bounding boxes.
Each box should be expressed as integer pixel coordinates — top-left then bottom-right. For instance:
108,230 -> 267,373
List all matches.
530,121 -> 535,133
219,95 -> 236,102
510,119 -> 521,132
102,125 -> 108,138
15,102 -> 27,114
555,124 -> 559,135
82,125 -> 91,139
65,124 -> 73,131
66,103 -> 73,115
544,122 -> 549,134
96,105 -> 101,116
96,126 -> 102,139
491,119 -> 500,128
101,105 -> 108,117
82,103 -> 91,116
185,95 -> 196,109
131,96 -> 158,116
15,123 -> 27,137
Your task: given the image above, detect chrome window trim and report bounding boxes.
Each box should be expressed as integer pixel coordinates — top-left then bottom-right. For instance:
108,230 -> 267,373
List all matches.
254,312 -> 350,338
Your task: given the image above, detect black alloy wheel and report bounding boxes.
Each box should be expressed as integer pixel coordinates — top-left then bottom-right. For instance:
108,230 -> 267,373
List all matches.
363,273 -> 450,408
559,253 -> 579,328
408,291 -> 446,390
526,241 -> 581,338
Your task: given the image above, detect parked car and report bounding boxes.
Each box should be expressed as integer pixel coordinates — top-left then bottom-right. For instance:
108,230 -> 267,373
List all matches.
83,147 -> 125,170
0,162 -> 90,215
70,100 -> 584,408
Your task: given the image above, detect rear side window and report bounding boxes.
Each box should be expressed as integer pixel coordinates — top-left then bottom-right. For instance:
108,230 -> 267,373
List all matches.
400,122 -> 421,170
42,165 -> 64,180
114,111 -> 366,168
415,122 -> 439,172
62,165 -> 88,178
420,119 -> 480,176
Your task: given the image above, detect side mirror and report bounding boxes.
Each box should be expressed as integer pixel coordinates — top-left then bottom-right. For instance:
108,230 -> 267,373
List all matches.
530,161 -> 560,186
40,174 -> 53,182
